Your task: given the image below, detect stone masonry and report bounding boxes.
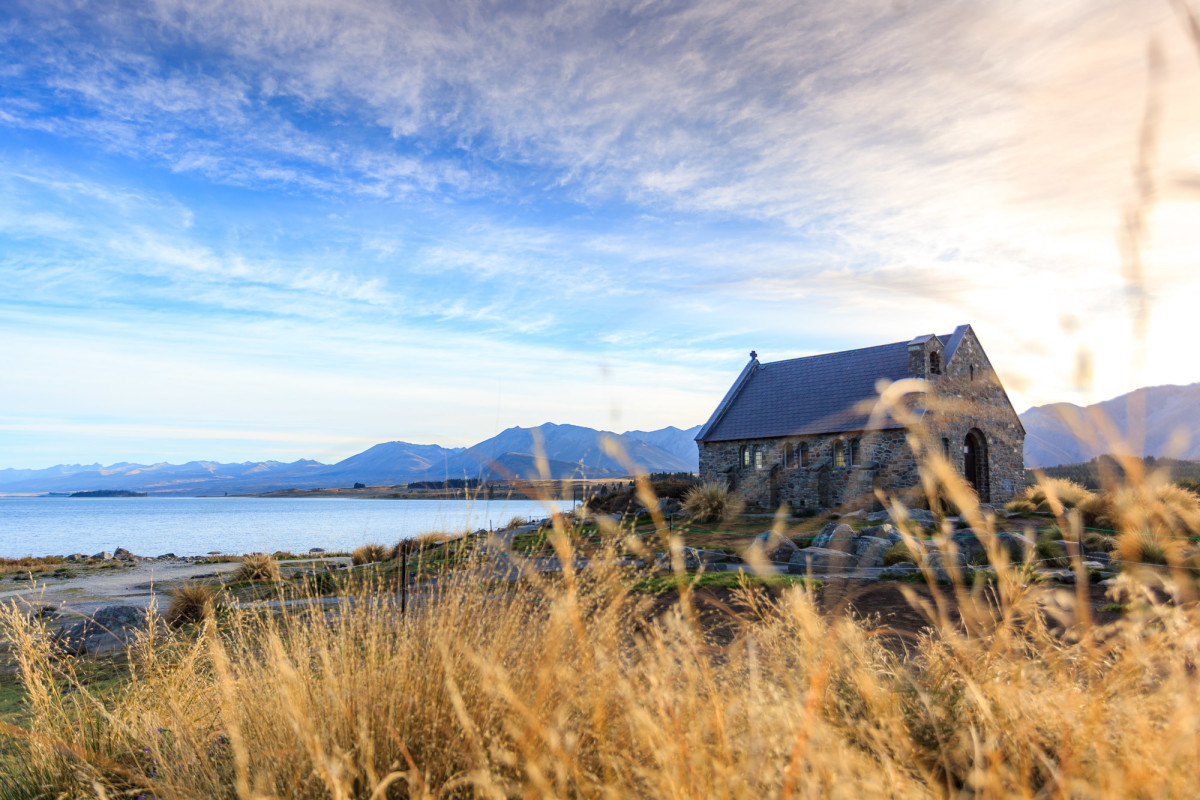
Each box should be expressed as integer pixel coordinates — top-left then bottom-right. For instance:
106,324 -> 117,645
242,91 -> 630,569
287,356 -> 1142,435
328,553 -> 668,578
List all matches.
696,326 -> 1025,511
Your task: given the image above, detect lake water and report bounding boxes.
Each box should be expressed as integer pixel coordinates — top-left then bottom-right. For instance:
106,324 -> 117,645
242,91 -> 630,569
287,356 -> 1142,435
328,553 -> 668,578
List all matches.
0,497 -> 575,558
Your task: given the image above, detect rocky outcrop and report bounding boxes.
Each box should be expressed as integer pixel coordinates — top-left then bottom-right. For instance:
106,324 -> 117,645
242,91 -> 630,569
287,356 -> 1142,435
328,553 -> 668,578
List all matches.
52,606 -> 151,656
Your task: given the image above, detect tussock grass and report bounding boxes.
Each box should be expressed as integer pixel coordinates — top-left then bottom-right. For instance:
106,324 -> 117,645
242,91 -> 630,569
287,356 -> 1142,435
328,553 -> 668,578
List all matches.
1007,477 -> 1095,514
165,582 -> 215,628
351,542 -> 389,566
681,480 -> 745,523
231,552 -> 281,583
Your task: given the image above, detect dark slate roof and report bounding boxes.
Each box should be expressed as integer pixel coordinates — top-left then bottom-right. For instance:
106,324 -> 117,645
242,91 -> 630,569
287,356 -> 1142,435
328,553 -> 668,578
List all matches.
696,328 -> 966,442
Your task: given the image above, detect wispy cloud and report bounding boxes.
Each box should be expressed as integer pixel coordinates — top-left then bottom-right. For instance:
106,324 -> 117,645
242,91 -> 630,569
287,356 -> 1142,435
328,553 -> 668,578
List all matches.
1,0 -> 1198,464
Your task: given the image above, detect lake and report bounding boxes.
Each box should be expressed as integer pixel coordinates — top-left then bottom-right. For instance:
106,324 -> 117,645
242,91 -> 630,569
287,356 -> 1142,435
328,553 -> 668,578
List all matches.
0,496 -> 575,558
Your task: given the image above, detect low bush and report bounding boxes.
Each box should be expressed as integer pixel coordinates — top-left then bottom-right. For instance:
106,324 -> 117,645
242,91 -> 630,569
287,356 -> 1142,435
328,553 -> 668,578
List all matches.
680,481 -> 744,524
232,552 -> 281,583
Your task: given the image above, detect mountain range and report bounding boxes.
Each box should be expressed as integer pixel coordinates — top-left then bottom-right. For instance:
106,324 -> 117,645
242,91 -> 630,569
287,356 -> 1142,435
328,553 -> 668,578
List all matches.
1020,382 -> 1200,468
3,382 -> 1197,494
0,423 -> 703,495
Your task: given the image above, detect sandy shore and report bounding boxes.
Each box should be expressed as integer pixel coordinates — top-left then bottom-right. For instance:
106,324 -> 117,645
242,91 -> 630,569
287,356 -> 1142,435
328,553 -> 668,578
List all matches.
0,556 -> 349,618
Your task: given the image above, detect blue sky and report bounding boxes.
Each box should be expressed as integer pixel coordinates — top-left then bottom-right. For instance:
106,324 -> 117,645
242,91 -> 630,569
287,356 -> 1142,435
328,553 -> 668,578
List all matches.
2,0 -> 1198,468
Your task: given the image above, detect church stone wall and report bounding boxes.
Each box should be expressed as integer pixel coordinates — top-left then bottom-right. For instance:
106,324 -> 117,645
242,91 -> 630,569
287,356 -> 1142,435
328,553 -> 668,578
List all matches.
697,327 -> 1025,511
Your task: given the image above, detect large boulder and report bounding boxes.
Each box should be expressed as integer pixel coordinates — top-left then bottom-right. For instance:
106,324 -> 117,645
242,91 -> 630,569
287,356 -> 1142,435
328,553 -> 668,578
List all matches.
811,523 -> 854,550
851,536 -> 893,569
749,531 -> 801,565
53,606 -> 149,656
858,523 -> 900,542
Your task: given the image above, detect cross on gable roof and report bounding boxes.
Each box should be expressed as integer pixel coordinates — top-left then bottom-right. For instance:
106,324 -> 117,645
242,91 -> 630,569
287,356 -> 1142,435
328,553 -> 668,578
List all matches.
695,325 -> 970,442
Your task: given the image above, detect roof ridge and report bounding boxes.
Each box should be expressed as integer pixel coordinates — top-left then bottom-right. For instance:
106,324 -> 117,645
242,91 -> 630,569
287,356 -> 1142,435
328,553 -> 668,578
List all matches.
760,337 -> 919,368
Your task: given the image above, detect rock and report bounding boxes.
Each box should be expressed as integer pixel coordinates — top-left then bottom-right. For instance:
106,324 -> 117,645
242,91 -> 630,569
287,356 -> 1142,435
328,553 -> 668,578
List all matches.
91,551 -> 113,561
880,564 -> 919,579
156,553 -> 177,560
789,547 -> 854,574
654,547 -> 704,571
812,523 -> 854,549
905,508 -> 937,524
851,536 -> 892,568
920,549 -> 967,581
1085,552 -> 1111,564
65,553 -> 85,563
839,509 -> 866,521
113,547 -> 132,559
53,606 -> 149,656
309,547 -> 326,553
749,531 -> 801,565
858,523 -> 900,541
864,508 -> 937,526
995,531 -> 1036,558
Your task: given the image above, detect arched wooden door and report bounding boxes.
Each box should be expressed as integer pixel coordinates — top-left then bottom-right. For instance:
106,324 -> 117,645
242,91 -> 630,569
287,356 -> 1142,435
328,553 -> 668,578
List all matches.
964,428 -> 990,503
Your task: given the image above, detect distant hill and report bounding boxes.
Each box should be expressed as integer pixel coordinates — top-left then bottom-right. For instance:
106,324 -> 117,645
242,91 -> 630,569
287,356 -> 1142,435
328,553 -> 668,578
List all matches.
416,423 -> 699,481
1032,456 -> 1200,490
1020,383 -> 1200,468
0,422 -> 703,494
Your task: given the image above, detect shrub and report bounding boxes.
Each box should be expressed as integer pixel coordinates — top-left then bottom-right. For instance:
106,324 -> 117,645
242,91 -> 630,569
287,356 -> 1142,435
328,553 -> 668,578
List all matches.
351,543 -> 389,566
681,481 -> 744,523
165,582 -> 215,627
233,552 -> 281,583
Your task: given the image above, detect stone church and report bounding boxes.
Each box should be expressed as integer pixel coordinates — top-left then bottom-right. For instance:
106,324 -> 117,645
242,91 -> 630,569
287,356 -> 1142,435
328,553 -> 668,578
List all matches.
695,325 -> 1025,511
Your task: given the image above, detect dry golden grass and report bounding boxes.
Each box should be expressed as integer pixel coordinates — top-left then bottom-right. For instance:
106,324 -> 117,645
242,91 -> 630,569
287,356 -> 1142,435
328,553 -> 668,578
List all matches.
351,542 -> 390,566
4,513 -> 1200,798
232,552 -> 281,583
4,391 -> 1200,797
0,556 -> 65,576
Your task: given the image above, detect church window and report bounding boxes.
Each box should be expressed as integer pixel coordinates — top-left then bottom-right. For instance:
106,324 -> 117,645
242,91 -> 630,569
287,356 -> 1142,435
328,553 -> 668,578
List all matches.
849,438 -> 861,466
834,441 -> 846,468
929,351 -> 941,375
800,442 -> 810,467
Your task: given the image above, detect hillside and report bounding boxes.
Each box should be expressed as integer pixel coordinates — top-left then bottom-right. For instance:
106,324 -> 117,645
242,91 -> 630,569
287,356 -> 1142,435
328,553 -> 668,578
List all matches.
1020,383 -> 1200,467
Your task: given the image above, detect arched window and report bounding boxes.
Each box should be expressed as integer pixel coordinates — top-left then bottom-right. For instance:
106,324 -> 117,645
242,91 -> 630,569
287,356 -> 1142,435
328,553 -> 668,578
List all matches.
800,442 -> 810,467
929,351 -> 941,375
970,364 -> 975,381
754,447 -> 764,470
834,440 -> 846,468
942,437 -> 951,459
740,446 -> 749,468
849,438 -> 861,466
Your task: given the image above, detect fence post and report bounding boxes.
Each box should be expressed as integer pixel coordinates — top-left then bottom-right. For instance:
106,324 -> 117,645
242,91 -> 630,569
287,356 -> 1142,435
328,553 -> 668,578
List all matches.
400,540 -> 408,617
